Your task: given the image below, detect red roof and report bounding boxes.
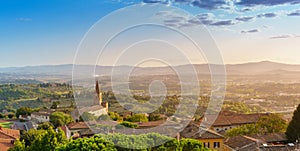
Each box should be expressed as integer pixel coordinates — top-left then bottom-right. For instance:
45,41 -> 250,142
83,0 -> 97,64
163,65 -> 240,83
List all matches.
0,127 -> 20,140
67,122 -> 89,130
0,138 -> 14,151
203,111 -> 268,126
0,127 -> 20,151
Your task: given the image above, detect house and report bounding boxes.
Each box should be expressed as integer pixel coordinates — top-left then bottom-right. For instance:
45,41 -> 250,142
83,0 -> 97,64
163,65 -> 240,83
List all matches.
224,133 -> 295,151
78,105 -> 107,117
72,81 -> 108,120
11,121 -> 38,131
18,115 -> 31,121
0,126 -> 20,151
248,132 -> 288,145
259,144 -> 296,150
79,129 -> 95,138
180,123 -> 225,151
67,122 -> 89,134
224,135 -> 259,151
30,109 -> 54,123
66,120 -> 119,138
202,111 -> 268,132
58,125 -> 71,139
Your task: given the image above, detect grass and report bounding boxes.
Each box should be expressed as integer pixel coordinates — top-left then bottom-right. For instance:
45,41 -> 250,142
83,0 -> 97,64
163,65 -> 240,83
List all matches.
0,122 -> 13,128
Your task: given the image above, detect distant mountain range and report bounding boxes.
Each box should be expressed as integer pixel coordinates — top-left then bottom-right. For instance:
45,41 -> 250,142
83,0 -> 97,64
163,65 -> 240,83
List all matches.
1,61 -> 300,84
1,61 -> 300,76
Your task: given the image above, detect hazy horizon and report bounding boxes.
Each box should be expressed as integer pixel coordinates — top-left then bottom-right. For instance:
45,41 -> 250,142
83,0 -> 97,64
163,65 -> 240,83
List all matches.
1,60 -> 300,69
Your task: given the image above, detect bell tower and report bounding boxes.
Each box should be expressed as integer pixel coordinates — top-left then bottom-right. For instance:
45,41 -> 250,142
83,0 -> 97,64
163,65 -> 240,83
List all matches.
94,80 -> 102,105
94,80 -> 108,112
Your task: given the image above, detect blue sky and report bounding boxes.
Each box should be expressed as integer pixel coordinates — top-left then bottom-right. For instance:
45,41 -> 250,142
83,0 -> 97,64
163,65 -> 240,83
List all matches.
0,0 -> 300,67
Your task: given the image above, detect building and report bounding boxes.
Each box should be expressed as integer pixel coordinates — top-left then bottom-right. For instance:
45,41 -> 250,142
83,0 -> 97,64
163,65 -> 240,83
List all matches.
78,105 -> 107,117
30,109 -> 54,123
202,111 -> 268,132
224,133 -> 295,151
180,123 -> 225,151
0,127 -> 20,151
75,81 -> 108,119
67,122 -> 89,137
11,121 -> 38,131
224,135 -> 259,151
58,125 -> 71,139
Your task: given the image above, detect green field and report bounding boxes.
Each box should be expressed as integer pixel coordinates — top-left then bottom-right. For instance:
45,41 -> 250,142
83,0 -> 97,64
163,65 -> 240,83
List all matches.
0,122 -> 13,128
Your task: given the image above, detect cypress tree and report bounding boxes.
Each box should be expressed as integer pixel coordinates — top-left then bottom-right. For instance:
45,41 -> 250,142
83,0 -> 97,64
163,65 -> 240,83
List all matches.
286,104 -> 300,142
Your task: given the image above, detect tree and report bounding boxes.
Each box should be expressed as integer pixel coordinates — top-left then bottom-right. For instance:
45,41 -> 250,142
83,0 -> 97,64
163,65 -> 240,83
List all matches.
179,138 -> 209,151
226,124 -> 258,137
8,140 -> 26,151
28,128 -> 66,151
37,122 -> 53,130
116,121 -> 138,129
148,113 -> 162,121
50,112 -> 73,128
11,130 -> 212,151
50,101 -> 60,109
108,112 -> 121,121
21,129 -> 45,147
55,136 -> 117,151
7,112 -> 15,119
286,104 -> 300,142
16,107 -> 36,118
226,114 -> 287,137
11,128 -> 67,151
125,114 -> 148,122
257,114 -> 287,133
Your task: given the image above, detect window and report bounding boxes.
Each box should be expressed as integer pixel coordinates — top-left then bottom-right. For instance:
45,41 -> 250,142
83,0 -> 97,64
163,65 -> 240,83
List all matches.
204,142 -> 210,148
214,142 -> 220,148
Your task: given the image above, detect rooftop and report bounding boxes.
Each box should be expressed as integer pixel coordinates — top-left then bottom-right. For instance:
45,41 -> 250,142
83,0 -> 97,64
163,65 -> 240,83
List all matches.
0,127 -> 20,140
0,138 -> 14,151
202,111 -> 268,127
180,123 -> 224,139
67,122 -> 89,130
224,135 -> 258,151
249,132 -> 287,143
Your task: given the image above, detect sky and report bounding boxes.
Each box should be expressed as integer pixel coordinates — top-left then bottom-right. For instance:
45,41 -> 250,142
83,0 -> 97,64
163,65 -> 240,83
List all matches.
0,0 -> 300,67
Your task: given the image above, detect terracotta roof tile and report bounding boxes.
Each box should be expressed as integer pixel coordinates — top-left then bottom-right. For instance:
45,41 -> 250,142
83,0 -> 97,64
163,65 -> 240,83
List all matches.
0,138 -> 14,151
67,122 -> 89,130
249,132 -> 287,143
0,128 -> 20,140
203,111 -> 268,126
180,123 -> 224,139
224,135 -> 258,150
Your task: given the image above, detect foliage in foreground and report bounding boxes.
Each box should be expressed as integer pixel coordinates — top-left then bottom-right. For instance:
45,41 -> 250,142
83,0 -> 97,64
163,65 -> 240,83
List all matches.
10,129 -> 211,151
226,114 -> 287,137
57,133 -> 210,151
9,128 -> 67,151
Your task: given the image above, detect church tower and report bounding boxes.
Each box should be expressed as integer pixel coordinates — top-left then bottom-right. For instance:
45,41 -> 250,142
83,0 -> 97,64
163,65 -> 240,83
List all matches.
94,80 -> 108,112
94,80 -> 102,105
